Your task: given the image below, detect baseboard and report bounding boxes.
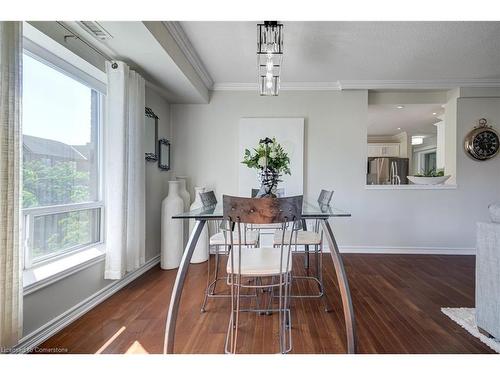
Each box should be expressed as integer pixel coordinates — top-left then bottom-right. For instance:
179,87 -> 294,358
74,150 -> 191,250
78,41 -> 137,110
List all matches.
13,255 -> 160,353
336,246 -> 476,255
217,242 -> 475,255
256,231 -> 475,255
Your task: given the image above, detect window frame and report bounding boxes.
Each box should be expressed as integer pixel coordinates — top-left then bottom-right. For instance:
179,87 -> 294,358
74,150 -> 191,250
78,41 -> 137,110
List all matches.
423,151 -> 437,174
414,147 -> 438,176
22,42 -> 106,270
23,203 -> 104,268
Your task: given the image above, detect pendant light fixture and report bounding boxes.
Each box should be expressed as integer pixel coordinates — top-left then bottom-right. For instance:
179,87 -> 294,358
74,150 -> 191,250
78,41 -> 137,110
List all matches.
257,21 -> 283,96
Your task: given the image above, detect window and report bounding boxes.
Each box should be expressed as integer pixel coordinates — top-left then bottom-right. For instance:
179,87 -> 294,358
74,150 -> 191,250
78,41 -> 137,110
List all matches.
423,152 -> 437,174
22,51 -> 104,268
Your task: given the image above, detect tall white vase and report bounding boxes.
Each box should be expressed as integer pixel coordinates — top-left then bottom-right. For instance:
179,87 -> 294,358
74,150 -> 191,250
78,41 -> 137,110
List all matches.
176,176 -> 191,246
161,181 -> 184,270
189,187 -> 209,263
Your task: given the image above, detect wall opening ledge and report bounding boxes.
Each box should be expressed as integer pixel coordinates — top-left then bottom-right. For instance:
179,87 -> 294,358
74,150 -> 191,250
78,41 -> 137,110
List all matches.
365,184 -> 458,190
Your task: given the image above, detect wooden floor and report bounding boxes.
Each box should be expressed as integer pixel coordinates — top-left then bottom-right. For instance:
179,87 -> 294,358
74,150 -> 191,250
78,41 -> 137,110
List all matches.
38,254 -> 494,354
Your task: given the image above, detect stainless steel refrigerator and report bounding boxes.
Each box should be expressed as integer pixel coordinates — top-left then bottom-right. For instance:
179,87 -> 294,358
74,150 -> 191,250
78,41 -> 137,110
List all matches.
367,157 -> 409,185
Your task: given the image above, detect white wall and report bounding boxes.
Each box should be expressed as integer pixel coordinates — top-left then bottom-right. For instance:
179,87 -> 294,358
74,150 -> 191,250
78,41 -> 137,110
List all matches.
172,90 -> 367,202
171,89 -> 500,252
435,120 -> 446,169
445,89 -> 459,184
145,88 -> 172,259
238,117 -> 304,196
394,131 -> 409,158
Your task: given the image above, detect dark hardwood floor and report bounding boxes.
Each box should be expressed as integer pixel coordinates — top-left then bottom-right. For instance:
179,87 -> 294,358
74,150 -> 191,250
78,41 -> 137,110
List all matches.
38,254 -> 494,354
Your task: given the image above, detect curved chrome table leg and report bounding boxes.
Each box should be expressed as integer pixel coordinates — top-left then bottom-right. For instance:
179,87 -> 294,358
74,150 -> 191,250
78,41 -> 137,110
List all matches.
301,218 -> 310,269
163,219 -> 206,354
320,219 -> 357,354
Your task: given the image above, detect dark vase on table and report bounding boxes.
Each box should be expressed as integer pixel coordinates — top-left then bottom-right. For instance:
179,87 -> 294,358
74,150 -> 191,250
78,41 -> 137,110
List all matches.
256,167 -> 281,197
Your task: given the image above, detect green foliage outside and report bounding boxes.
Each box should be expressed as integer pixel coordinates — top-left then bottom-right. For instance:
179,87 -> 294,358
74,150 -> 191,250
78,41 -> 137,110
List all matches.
23,160 -> 90,208
23,159 -> 94,259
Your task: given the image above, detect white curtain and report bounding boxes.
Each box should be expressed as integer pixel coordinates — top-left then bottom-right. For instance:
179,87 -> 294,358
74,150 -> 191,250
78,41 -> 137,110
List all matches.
104,61 -> 146,279
0,21 -> 23,348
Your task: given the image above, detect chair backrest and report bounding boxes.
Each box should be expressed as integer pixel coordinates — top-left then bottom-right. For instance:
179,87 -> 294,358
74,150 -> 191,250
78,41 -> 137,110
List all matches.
317,189 -> 334,206
200,190 -> 217,207
251,188 -> 286,198
223,195 -> 303,224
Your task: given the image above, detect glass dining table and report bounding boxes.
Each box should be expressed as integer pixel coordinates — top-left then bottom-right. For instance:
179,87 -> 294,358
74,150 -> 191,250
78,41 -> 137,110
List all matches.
162,199 -> 356,354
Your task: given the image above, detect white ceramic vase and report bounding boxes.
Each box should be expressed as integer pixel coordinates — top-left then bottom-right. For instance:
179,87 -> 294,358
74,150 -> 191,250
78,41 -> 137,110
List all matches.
176,176 -> 191,246
407,175 -> 451,185
189,186 -> 209,263
161,181 -> 184,270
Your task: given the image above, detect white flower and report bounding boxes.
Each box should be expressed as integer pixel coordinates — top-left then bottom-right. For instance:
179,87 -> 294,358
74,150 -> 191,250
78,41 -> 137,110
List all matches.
258,156 -> 267,168
269,151 -> 277,159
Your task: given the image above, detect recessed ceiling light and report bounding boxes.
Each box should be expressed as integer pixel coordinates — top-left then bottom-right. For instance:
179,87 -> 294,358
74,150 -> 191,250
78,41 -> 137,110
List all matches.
432,112 -> 437,115
397,127 -> 401,130
396,105 -> 405,109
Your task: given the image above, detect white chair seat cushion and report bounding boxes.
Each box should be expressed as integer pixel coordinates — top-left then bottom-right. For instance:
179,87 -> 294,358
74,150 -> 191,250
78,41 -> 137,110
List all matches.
250,223 -> 283,230
210,230 -> 259,246
226,247 -> 292,276
273,230 -> 321,245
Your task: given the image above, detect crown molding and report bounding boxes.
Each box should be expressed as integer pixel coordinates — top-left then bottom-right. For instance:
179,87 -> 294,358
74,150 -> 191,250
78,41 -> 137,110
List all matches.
281,82 -> 342,91
212,82 -> 257,91
162,21 -> 214,90
339,79 -> 500,90
212,79 -> 500,92
212,81 -> 342,91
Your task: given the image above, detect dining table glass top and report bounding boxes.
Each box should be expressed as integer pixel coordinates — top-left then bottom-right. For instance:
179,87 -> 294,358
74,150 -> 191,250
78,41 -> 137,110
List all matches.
172,199 -> 351,220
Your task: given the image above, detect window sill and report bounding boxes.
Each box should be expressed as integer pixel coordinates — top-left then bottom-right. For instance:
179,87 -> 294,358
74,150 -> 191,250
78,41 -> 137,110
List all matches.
365,184 -> 458,190
23,246 -> 105,296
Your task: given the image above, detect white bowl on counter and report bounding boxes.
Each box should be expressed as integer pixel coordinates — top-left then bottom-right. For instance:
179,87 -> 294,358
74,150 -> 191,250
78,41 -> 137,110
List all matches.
407,175 -> 451,185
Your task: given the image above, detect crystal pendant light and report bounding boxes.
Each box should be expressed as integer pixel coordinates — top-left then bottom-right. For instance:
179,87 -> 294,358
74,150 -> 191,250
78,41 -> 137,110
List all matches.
257,21 -> 283,96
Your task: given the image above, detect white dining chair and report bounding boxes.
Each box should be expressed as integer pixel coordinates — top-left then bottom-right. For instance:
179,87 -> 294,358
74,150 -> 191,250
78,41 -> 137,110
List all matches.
199,190 -> 260,312
272,189 -> 334,311
249,188 -> 286,232
223,195 -> 303,354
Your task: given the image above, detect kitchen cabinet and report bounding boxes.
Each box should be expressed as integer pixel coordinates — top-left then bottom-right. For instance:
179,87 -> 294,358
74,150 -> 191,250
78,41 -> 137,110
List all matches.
367,143 -> 400,157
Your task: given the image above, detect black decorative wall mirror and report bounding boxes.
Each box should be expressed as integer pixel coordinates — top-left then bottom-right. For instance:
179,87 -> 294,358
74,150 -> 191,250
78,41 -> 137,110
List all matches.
158,138 -> 171,171
145,107 -> 158,161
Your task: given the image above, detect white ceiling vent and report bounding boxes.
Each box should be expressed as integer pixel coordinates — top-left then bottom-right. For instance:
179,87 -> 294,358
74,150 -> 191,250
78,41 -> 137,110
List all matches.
77,21 -> 113,40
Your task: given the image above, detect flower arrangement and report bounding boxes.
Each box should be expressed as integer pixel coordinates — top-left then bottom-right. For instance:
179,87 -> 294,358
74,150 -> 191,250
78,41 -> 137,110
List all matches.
242,137 -> 290,197
242,137 -> 291,175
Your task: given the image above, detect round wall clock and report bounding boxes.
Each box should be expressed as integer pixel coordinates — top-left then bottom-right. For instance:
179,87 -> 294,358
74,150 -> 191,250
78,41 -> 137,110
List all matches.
464,118 -> 500,161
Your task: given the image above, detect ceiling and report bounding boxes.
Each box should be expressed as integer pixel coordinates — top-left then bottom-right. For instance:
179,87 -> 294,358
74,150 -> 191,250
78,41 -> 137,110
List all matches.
367,104 -> 444,137
180,21 -> 500,85
41,21 -> 500,103
37,21 -> 211,103
94,21 -> 209,103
